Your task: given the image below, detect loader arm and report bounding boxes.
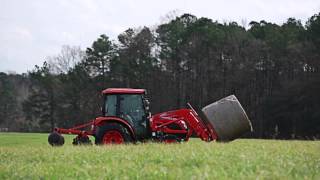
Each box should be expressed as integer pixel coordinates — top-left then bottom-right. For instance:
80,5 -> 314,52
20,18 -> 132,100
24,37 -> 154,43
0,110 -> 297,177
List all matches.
151,106 -> 218,142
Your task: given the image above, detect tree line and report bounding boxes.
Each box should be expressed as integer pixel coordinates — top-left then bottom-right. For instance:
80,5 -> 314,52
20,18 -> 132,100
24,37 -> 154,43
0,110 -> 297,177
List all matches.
0,13 -> 319,139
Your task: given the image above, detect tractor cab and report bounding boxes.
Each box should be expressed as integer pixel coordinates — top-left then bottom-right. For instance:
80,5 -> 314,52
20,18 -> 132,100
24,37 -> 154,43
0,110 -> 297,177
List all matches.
101,88 -> 150,139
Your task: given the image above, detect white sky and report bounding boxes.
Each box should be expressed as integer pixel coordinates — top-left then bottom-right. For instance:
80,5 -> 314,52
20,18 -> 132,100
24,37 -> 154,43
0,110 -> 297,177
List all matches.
1,0 -> 319,73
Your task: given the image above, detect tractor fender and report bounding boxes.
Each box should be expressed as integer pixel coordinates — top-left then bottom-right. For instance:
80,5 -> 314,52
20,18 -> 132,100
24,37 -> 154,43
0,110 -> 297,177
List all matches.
94,116 -> 137,141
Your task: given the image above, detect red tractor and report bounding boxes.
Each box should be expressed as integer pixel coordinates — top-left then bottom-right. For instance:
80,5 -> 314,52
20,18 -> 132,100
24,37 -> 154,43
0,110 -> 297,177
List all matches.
48,88 -> 252,146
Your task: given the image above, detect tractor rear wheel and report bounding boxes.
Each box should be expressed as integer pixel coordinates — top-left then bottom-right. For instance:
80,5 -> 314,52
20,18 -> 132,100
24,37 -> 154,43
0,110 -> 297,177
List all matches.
95,123 -> 132,145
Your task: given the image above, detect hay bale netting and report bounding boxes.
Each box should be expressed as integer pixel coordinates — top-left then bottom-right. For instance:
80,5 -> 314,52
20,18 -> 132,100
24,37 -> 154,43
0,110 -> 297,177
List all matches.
201,95 -> 253,142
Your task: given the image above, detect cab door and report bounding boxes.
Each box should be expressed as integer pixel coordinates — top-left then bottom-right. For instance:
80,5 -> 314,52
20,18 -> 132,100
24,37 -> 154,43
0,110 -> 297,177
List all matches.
118,94 -> 148,139
104,94 -> 148,140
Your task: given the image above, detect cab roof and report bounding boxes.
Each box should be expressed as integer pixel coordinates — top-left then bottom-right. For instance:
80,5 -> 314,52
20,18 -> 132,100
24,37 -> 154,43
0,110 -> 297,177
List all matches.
102,88 -> 145,94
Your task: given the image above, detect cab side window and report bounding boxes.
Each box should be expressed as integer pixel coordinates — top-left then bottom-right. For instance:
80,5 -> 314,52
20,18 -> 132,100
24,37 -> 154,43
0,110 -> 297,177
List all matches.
105,95 -> 117,116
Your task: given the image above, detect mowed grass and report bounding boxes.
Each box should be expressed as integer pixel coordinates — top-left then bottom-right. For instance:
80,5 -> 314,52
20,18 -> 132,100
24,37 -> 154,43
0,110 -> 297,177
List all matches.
0,133 -> 319,179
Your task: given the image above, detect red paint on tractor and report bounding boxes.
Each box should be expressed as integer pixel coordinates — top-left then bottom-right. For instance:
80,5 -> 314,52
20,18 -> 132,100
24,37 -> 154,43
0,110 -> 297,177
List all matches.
151,108 -> 218,142
54,121 -> 95,136
102,130 -> 124,144
102,88 -> 145,94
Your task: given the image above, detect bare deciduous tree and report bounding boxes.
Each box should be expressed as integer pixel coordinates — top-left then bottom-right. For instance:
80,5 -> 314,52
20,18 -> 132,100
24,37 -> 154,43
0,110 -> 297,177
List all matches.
47,45 -> 85,74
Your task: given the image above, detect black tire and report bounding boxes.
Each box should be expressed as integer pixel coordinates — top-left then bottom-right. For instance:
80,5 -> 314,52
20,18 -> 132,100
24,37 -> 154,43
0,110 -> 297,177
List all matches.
72,135 -> 92,145
48,132 -> 65,146
95,123 -> 133,145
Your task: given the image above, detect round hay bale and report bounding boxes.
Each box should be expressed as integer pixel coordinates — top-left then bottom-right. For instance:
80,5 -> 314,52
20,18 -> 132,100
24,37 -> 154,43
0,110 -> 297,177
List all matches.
201,95 -> 252,142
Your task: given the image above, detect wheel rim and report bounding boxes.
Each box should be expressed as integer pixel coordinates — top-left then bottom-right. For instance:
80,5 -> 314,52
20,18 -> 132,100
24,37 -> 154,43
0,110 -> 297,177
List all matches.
102,130 -> 124,144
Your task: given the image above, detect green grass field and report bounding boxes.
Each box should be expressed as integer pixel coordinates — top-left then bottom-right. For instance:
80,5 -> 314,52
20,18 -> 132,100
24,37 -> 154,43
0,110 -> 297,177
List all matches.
0,133 -> 319,179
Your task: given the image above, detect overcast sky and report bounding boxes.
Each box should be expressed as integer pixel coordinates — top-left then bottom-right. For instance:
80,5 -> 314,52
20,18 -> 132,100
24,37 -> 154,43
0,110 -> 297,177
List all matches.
1,0 -> 319,73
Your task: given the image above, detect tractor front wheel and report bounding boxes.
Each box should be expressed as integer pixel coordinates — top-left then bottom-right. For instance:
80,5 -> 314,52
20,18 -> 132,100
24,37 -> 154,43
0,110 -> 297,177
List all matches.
95,123 -> 132,145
